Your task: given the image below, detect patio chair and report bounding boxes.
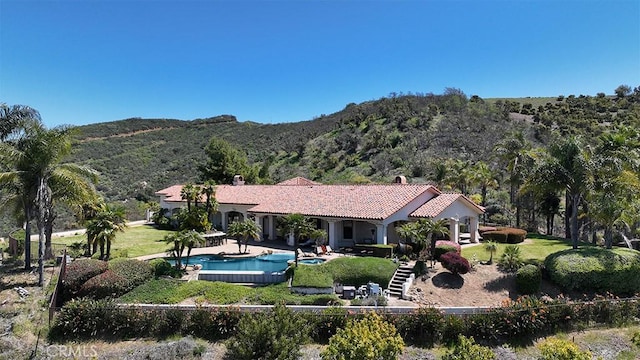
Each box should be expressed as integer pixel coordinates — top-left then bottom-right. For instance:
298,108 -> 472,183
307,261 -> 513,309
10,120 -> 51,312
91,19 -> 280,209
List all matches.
297,248 -> 314,258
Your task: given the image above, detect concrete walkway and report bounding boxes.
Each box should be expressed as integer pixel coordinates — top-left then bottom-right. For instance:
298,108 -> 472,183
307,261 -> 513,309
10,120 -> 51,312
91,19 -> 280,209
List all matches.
135,239 -> 343,262
31,220 -> 149,240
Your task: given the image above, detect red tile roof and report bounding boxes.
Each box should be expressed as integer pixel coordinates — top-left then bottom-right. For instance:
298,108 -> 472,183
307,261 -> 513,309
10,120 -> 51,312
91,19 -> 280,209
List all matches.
410,193 -> 484,218
157,183 -> 442,220
276,176 -> 322,186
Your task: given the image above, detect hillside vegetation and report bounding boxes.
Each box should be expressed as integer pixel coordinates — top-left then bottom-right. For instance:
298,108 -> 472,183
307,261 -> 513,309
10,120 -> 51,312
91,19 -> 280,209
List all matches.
2,86 -> 638,236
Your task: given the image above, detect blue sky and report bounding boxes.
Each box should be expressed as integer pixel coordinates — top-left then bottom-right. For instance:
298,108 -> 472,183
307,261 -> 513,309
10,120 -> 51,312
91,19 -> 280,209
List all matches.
1,0 -> 639,128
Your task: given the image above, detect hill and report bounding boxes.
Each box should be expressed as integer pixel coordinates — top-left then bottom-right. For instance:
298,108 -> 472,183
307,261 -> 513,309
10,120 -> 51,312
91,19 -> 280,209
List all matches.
2,86 -> 637,235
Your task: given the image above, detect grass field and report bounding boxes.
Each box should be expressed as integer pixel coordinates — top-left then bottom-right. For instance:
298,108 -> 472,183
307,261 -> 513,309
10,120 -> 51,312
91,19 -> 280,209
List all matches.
461,234 -> 594,264
52,225 -> 175,258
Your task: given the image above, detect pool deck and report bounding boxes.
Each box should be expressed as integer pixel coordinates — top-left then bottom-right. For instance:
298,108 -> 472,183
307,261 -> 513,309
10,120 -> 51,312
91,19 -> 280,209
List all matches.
135,239 -> 342,262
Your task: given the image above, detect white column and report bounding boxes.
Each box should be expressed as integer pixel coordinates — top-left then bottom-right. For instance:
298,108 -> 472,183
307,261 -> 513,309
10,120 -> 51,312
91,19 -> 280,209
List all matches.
287,230 -> 295,247
449,218 -> 460,244
470,216 -> 480,243
221,211 -> 228,231
268,216 -> 275,241
376,224 -> 386,245
328,221 -> 337,249
254,215 -> 263,240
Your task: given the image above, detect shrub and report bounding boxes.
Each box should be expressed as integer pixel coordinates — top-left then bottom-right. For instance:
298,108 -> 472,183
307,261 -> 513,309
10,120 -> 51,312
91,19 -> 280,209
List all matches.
413,260 -> 427,276
78,270 -> 129,299
226,303 -> 309,360
149,258 -> 176,277
440,252 -> 470,275
351,295 -> 387,307
308,307 -> 350,343
434,240 -> 461,260
63,259 -> 109,300
392,307 -> 444,347
442,335 -> 495,360
49,298 -> 112,341
544,247 -> 640,295
78,259 -> 153,300
321,312 -> 404,360
109,258 -> 154,288
516,264 -> 541,294
537,337 -> 591,360
497,245 -> 523,272
482,228 -> 526,244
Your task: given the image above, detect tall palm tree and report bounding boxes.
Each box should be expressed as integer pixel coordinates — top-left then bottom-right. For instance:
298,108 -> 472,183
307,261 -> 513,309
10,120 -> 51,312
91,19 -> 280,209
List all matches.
227,219 -> 261,254
85,203 -> 127,260
201,180 -> 218,224
1,123 -> 97,284
494,131 -> 532,227
280,213 -> 314,266
0,104 -> 42,270
180,183 -> 200,212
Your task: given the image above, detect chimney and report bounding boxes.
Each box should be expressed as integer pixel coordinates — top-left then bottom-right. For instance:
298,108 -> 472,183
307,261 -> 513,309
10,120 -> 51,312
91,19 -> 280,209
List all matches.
394,175 -> 407,184
233,175 -> 245,186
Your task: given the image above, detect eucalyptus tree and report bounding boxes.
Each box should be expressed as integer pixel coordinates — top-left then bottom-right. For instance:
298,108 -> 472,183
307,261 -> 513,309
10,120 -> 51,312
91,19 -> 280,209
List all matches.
227,219 -> 261,254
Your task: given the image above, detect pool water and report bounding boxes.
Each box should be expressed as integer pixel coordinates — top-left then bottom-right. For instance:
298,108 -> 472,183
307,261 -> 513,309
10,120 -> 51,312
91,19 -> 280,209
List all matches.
299,258 -> 326,265
174,253 -> 295,272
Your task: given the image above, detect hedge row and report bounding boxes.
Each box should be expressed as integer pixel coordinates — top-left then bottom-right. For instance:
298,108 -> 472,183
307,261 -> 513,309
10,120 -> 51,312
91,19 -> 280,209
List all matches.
63,259 -> 109,301
50,295 -> 640,346
481,228 -> 526,244
544,247 -> 640,295
67,259 -> 154,301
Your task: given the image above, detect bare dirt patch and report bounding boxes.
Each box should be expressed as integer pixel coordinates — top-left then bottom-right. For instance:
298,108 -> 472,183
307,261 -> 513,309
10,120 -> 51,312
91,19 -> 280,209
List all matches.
408,261 -> 564,307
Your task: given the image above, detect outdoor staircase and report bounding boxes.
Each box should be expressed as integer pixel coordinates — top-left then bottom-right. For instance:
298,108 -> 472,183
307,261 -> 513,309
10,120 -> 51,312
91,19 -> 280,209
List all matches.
387,264 -> 414,298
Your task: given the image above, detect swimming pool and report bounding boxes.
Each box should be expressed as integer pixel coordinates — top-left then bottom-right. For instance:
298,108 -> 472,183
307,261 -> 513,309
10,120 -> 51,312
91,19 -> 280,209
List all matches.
173,253 -> 295,271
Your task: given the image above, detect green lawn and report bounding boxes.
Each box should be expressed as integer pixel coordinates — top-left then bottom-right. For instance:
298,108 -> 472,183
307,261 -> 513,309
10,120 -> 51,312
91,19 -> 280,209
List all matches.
461,235 -> 595,264
53,225 -> 175,258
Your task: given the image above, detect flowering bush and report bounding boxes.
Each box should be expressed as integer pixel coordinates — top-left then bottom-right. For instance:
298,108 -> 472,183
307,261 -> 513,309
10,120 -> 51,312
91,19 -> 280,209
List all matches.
434,240 -> 461,260
440,252 -> 470,275
537,337 -> 591,360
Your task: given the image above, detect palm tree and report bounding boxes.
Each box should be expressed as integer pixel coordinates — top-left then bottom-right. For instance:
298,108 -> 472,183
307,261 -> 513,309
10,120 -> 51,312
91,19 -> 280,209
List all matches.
165,230 -> 193,270
85,203 -> 127,260
543,136 -> 592,248
180,183 -> 199,212
182,230 -> 205,267
0,104 -> 42,270
201,180 -> 218,223
494,131 -> 533,227
227,219 -> 262,254
470,161 -> 498,209
280,213 -> 314,266
0,123 -> 97,284
483,241 -> 498,264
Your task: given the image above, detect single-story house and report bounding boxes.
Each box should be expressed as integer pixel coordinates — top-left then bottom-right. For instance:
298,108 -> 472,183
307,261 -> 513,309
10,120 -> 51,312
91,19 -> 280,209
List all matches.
155,175 -> 485,249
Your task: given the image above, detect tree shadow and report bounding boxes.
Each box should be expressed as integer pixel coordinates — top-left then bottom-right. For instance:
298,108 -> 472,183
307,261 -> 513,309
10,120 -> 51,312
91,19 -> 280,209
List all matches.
483,274 -> 516,293
431,272 -> 464,289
